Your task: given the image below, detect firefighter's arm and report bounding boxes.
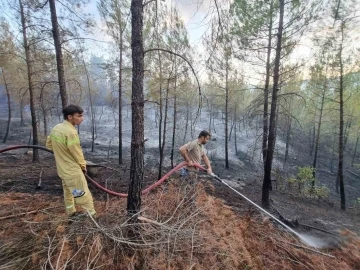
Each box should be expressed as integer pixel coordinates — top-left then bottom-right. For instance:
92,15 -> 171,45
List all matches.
202,154 -> 212,174
67,133 -> 87,172
46,136 -> 53,151
179,144 -> 193,167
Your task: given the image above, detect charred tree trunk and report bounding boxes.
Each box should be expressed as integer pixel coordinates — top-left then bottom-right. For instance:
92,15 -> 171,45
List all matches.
213,110 -> 217,133
159,71 -> 171,179
262,0 -> 284,209
312,81 -> 326,182
283,116 -> 292,169
234,109 -> 238,155
158,98 -> 163,173
118,36 -> 123,164
20,99 -> 24,126
49,0 -> 68,108
309,120 -> 316,156
20,0 -> 39,162
1,68 -> 11,143
229,117 -> 235,142
183,106 -> 189,143
83,59 -> 96,152
170,92 -> 177,168
343,114 -> 353,152
39,88 -> 48,136
337,21 -> 346,210
330,127 -> 336,174
157,41 -> 163,177
208,103 -> 212,133
351,134 -> 359,167
262,0 -> 273,164
43,113 -> 48,136
225,59 -> 229,169
127,0 -> 144,214
170,60 -> 177,168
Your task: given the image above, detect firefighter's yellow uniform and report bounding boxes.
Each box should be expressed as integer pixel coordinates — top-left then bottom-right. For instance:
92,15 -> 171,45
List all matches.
46,120 -> 96,216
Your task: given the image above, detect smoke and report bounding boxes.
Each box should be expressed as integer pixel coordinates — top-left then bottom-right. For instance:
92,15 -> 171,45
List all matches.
299,233 -> 340,249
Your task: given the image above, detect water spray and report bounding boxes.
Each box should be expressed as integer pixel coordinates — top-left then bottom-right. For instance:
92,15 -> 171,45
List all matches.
209,172 -> 335,252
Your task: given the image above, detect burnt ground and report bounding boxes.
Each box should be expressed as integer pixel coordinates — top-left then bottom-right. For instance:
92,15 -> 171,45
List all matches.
1,118 -> 360,244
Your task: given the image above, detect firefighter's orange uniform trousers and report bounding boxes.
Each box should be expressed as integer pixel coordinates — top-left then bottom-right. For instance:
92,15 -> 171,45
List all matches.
46,121 -> 96,216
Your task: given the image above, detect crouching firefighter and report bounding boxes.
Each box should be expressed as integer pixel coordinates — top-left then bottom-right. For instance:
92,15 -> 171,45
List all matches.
46,105 -> 96,218
179,130 -> 213,184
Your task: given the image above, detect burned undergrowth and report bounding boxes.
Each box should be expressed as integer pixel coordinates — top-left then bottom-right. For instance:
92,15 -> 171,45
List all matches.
0,177 -> 359,270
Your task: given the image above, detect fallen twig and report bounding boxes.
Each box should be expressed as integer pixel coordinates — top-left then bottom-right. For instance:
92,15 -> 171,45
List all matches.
347,170 -> 360,178
271,204 -> 340,237
36,167 -> 43,189
0,206 -> 61,221
138,216 -> 171,229
87,211 -> 166,247
300,223 -> 340,237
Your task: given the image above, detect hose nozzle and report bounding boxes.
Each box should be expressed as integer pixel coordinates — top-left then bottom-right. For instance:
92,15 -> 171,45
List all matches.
210,173 -> 222,182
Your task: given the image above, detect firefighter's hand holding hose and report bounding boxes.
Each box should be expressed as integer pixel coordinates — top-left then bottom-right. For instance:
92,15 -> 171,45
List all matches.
186,160 -> 194,167
209,172 -> 222,182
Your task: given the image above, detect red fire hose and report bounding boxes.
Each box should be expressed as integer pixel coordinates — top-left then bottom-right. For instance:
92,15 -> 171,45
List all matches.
0,145 -> 207,197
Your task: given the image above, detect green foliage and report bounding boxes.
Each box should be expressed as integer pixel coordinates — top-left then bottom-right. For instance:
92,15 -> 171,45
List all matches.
304,186 -> 330,199
287,167 -> 329,199
296,166 -> 316,185
287,177 -> 297,184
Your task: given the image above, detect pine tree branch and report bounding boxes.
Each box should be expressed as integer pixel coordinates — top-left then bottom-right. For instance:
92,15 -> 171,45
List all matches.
144,48 -> 201,96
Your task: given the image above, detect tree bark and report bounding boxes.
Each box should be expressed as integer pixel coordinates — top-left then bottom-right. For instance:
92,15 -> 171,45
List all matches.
234,109 -> 238,155
20,0 -> 39,162
212,109 -> 217,133
183,106 -> 189,144
127,0 -> 144,214
338,21 -> 346,210
351,134 -> 359,167
159,70 -> 171,179
20,97 -> 24,126
312,80 -> 326,182
225,57 -> 229,169
330,127 -> 336,174
262,0 -> 273,164
208,103 -> 212,133
309,120 -> 316,156
83,59 -> 96,152
49,0 -> 68,108
170,58 -> 177,169
39,87 -> 48,136
229,117 -> 235,142
118,35 -> 123,164
170,91 -> 177,168
343,113 -> 353,152
283,116 -> 292,169
157,50 -> 163,179
1,68 -> 11,143
262,0 -> 284,209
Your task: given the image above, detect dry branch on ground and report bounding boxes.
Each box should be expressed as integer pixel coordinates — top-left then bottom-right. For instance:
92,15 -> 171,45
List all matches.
0,178 -> 359,270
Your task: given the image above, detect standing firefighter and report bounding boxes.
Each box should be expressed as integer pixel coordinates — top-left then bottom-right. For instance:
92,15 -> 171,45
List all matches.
46,105 -> 96,218
179,130 -> 213,183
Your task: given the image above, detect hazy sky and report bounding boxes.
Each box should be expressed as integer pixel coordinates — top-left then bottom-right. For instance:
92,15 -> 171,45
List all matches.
81,0 -> 218,82
2,0 -> 358,85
